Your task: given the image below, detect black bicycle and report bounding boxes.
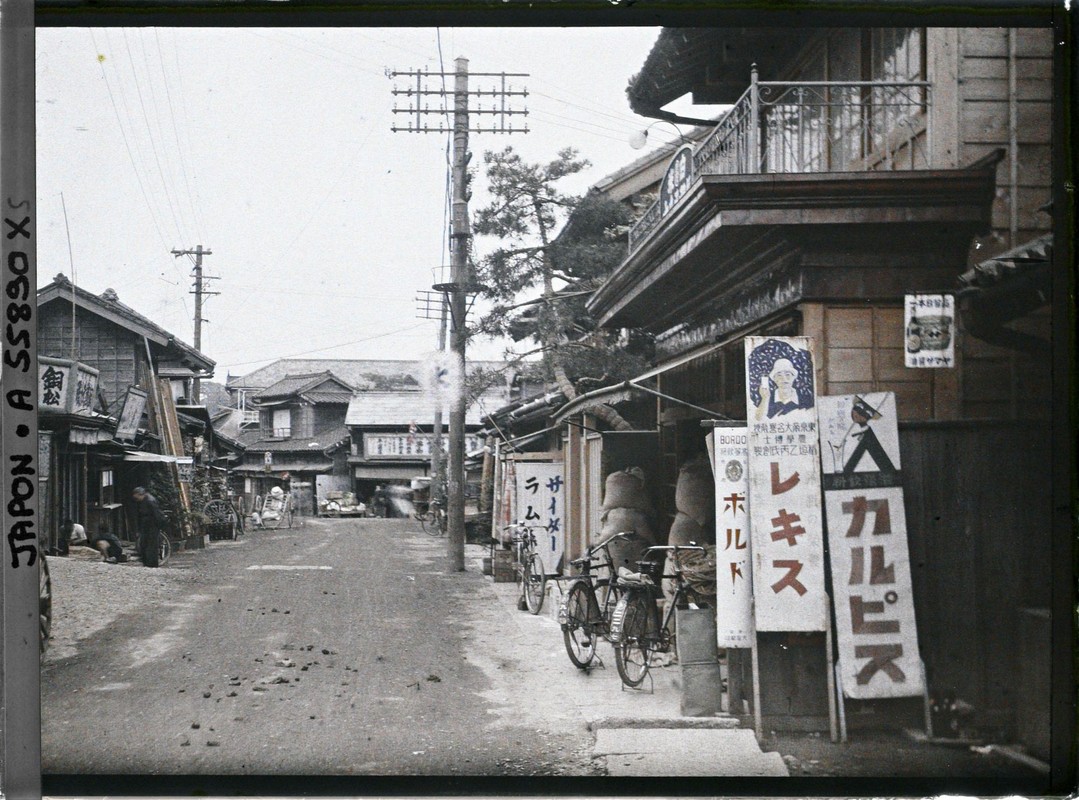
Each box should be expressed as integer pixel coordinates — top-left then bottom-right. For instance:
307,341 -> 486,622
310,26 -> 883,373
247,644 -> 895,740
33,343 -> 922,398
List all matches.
505,522 -> 547,615
558,531 -> 633,670
609,543 -> 708,688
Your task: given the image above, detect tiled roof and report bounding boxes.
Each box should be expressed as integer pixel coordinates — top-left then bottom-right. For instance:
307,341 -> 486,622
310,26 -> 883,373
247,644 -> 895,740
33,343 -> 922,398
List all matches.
227,358 -> 507,392
242,425 -> 351,453
346,388 -> 508,428
38,276 -> 214,371
302,391 -> 354,404
255,371 -> 353,400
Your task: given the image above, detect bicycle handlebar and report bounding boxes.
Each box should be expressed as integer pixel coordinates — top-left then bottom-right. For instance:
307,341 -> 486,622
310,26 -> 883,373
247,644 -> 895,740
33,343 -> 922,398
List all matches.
569,530 -> 634,567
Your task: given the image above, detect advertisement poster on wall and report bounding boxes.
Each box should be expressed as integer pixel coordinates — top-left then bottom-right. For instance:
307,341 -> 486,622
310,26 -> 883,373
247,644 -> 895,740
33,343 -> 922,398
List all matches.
744,336 -> 827,632
904,293 -> 955,368
709,427 -> 753,648
818,391 -> 925,699
514,461 -> 565,576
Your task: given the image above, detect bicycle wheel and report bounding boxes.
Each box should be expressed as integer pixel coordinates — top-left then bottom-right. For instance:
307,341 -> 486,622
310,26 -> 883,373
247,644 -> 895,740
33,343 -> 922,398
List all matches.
561,581 -> 597,669
524,553 -> 546,615
158,533 -> 171,566
39,556 -> 52,653
613,591 -> 656,688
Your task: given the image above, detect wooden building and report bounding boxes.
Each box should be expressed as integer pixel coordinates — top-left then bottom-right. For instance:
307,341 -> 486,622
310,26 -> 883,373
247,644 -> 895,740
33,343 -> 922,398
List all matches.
37,275 -> 216,550
561,26 -> 1055,744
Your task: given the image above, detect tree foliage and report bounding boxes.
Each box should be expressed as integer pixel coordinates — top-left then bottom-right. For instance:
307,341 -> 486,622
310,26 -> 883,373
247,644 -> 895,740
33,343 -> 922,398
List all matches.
472,146 -> 652,414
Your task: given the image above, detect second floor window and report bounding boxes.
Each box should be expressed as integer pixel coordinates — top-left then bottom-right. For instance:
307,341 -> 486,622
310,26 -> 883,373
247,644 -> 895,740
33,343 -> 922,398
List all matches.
272,408 -> 291,438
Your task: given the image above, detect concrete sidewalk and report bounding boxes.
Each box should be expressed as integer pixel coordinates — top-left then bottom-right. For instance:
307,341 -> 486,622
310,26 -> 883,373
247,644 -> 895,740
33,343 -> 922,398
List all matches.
463,545 -> 788,777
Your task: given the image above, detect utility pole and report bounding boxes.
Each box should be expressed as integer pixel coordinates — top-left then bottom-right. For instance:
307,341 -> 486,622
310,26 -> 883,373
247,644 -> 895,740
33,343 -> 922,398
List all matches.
415,290 -> 449,502
394,58 -> 528,572
171,245 -> 217,404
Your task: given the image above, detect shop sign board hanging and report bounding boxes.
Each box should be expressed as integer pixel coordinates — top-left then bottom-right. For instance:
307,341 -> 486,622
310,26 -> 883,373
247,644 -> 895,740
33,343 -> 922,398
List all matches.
818,391 -> 925,698
709,427 -> 753,647
514,460 -> 565,576
498,456 -> 517,544
904,293 -> 955,368
744,336 -> 827,632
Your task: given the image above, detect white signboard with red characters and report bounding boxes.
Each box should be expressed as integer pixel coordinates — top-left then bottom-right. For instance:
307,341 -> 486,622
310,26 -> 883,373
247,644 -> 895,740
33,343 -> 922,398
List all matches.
744,336 -> 827,632
819,391 -> 925,699
709,427 -> 753,648
514,461 -> 565,576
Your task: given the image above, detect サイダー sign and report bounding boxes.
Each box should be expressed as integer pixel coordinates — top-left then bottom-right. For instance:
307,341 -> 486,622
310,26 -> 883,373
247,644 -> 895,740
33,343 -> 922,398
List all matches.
819,391 -> 925,699
744,336 -> 827,632
904,293 -> 955,368
514,461 -> 564,576
709,427 -> 753,647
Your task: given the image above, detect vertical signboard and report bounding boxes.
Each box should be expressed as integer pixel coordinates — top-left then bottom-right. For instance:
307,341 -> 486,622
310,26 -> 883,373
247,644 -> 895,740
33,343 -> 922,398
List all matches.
515,461 -> 564,575
904,293 -> 955,368
710,427 -> 753,647
745,336 -> 827,632
819,392 -> 924,698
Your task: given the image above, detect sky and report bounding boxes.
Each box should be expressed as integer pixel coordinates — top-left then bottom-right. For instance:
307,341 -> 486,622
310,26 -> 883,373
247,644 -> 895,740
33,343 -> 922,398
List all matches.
35,26 -> 701,382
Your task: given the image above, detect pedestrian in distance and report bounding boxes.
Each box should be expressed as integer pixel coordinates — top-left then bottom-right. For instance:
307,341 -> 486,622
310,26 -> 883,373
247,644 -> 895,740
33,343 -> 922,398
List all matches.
90,524 -> 128,564
60,517 -> 86,556
132,486 -> 167,568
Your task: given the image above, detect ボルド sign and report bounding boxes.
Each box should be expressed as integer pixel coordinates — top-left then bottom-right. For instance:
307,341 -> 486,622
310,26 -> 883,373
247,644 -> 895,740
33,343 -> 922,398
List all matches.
709,428 -> 753,647
818,391 -> 925,699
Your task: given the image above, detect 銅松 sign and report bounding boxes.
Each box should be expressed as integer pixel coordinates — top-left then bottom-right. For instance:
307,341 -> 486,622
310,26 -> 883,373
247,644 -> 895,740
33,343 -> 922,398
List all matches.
818,391 -> 924,699
904,293 -> 955,368
38,357 -> 99,415
709,427 -> 753,648
744,336 -> 827,632
514,461 -> 565,576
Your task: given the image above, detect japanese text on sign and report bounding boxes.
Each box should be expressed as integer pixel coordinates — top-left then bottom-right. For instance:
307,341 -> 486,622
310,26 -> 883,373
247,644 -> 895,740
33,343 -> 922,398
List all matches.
745,336 -> 827,632
819,392 -> 924,699
904,294 -> 955,369
709,428 -> 753,647
515,461 -> 564,575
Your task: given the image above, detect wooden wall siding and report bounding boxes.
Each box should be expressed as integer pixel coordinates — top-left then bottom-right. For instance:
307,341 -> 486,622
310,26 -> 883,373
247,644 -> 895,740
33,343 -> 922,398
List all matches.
899,420 -> 1051,729
956,27 -> 1053,254
817,304 -> 942,420
313,404 -> 348,437
39,302 -> 141,408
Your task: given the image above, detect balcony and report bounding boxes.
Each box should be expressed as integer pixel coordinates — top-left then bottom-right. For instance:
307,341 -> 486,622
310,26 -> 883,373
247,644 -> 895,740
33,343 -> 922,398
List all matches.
628,68 -> 932,253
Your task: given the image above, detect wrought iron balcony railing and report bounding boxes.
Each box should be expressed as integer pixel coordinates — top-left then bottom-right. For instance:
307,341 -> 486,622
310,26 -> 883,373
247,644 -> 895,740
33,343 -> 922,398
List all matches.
627,67 -> 932,252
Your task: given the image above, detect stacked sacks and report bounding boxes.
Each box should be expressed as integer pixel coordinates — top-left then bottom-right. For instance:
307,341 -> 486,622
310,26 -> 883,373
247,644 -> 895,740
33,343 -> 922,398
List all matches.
597,468 -> 656,573
665,455 -> 718,604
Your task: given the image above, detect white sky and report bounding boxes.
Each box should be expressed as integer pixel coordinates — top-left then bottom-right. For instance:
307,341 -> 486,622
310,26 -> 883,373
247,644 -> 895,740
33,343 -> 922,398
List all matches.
35,26 -> 687,381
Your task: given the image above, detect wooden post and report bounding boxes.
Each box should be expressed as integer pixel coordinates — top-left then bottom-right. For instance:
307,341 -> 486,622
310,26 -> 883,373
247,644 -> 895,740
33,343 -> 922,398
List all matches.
826,598 -> 838,743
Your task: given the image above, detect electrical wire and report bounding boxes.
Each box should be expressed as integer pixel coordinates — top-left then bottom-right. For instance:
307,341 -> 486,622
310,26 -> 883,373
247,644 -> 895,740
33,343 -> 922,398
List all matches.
223,321 -> 431,368
155,28 -> 203,244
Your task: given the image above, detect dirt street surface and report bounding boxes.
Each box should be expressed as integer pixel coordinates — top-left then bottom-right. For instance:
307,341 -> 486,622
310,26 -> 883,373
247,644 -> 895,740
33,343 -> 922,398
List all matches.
41,517 -> 1049,792
43,518 -> 594,777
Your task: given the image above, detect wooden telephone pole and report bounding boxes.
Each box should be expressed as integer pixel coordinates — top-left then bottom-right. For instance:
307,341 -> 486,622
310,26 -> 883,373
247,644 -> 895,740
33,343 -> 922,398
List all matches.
171,245 -> 217,404
393,57 -> 528,571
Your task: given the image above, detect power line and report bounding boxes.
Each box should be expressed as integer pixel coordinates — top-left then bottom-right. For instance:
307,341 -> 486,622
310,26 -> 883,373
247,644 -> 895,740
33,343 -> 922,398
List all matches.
155,28 -> 203,244
223,321 -> 430,368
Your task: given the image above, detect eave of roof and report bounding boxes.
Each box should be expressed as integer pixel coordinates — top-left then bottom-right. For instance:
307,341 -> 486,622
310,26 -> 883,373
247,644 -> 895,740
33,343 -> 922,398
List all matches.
38,279 -> 214,372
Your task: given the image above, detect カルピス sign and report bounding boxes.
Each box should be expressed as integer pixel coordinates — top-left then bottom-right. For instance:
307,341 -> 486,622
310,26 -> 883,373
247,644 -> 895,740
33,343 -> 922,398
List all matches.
744,336 -> 827,632
818,391 -> 925,698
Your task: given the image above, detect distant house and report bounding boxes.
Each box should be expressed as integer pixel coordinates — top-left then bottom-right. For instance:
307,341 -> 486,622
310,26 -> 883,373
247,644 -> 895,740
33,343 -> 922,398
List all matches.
345,386 -> 507,504
37,275 -> 216,550
233,371 -> 354,516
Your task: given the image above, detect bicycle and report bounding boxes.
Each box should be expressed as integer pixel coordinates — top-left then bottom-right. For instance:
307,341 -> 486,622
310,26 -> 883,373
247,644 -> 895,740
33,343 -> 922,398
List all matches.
609,543 -> 708,689
416,496 -> 447,537
504,522 -> 547,615
557,530 -> 633,670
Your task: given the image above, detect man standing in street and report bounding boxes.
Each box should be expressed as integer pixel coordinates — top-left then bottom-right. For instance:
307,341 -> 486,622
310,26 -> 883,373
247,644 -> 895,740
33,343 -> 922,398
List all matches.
132,486 -> 167,568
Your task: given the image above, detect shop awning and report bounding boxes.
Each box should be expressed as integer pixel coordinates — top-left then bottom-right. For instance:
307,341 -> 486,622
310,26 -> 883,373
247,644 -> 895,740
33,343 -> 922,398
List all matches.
123,451 -> 179,463
553,342 -> 729,423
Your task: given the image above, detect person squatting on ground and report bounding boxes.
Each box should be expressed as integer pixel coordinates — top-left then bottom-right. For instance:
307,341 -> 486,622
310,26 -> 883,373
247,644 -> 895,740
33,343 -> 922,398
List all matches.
132,487 -> 167,568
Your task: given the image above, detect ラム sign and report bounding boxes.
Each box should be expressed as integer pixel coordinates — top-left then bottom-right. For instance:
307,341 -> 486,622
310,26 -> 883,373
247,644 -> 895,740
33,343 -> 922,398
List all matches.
744,336 -> 827,632
514,461 -> 564,576
904,293 -> 955,368
709,427 -> 753,647
819,391 -> 924,698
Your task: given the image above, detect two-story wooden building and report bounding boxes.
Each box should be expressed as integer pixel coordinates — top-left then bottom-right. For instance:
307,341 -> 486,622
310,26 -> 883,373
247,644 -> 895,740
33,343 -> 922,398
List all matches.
37,275 -> 216,549
556,25 -> 1057,747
